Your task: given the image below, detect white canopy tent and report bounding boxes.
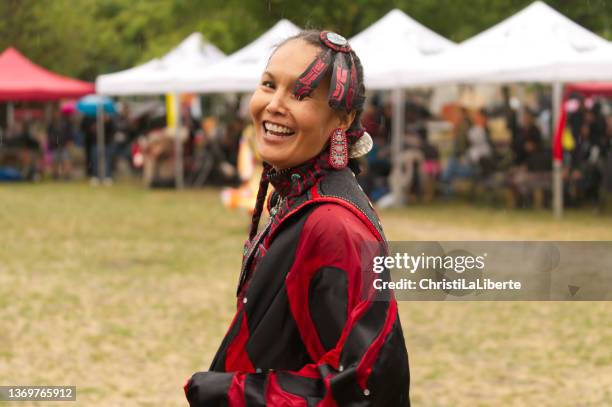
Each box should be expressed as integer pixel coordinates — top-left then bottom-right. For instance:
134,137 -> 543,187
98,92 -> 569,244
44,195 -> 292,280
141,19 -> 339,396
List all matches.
384,1 -> 612,216
96,33 -> 225,188
96,33 -> 226,95
349,9 -> 456,208
395,1 -> 612,87
482,42 -> 612,84
349,8 -> 456,90
177,20 -> 301,93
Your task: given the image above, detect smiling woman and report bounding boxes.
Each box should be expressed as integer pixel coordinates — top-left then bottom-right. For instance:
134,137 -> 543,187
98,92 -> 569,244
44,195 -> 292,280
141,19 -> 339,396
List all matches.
251,38 -> 353,170
185,30 -> 410,407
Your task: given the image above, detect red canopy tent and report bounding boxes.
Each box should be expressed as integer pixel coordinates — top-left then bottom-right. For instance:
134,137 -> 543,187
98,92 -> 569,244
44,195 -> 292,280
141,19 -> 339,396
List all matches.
565,82 -> 612,98
0,47 -> 94,101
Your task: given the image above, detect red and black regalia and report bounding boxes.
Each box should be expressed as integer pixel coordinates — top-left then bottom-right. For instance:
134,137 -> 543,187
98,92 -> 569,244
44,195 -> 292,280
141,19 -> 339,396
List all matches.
185,149 -> 410,406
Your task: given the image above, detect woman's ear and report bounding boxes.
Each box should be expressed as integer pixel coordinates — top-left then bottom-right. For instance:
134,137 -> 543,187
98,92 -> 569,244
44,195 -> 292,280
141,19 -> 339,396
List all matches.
339,111 -> 357,131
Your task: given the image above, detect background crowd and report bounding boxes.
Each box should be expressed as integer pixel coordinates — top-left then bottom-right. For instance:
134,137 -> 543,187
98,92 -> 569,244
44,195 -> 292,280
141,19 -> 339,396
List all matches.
2,88 -> 611,210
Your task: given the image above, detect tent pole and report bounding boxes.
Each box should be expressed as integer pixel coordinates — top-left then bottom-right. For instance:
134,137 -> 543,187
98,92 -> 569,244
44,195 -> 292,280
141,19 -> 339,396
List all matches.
96,103 -> 106,181
552,82 -> 563,219
390,88 -> 405,205
516,84 -> 525,123
7,102 -> 14,128
173,92 -> 184,189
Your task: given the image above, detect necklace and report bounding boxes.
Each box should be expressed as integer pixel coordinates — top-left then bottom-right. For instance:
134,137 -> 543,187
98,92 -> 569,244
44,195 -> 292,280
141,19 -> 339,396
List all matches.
236,195 -> 285,296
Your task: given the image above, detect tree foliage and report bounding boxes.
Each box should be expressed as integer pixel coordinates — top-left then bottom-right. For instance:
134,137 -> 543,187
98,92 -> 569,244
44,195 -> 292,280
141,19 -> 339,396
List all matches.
2,0 -> 611,81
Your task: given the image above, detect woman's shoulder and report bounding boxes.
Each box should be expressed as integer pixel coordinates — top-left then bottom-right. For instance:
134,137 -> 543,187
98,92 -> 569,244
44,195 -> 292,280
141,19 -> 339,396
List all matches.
303,203 -> 378,243
293,203 -> 383,273
315,169 -> 383,234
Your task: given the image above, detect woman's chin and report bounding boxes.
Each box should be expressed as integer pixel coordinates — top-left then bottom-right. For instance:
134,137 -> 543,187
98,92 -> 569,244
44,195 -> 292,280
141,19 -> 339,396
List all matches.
257,140 -> 293,167
258,148 -> 288,169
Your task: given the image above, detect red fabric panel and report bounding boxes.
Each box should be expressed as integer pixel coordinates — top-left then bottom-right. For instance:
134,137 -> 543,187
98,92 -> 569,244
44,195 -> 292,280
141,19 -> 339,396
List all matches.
227,373 -> 247,407
320,377 -> 338,407
265,374 -> 309,407
267,187 -> 384,247
356,300 -> 398,390
183,377 -> 190,396
225,308 -> 255,372
553,95 -> 568,161
312,197 -> 383,242
310,184 -> 321,199
286,204 -> 377,362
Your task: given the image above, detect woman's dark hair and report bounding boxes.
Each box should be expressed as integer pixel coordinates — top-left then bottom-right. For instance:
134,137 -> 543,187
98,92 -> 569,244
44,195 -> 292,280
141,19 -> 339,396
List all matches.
274,30 -> 367,140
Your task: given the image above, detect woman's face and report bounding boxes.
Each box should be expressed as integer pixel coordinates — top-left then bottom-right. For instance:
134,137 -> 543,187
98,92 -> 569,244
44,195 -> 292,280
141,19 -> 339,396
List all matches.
249,39 -> 353,170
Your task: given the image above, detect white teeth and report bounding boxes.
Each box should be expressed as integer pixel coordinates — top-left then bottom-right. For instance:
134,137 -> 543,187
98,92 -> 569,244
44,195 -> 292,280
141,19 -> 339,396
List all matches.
264,122 -> 294,134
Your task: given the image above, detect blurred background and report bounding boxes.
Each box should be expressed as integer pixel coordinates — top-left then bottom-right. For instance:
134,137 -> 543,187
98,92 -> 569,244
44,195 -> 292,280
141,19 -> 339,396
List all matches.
1,1 -> 611,406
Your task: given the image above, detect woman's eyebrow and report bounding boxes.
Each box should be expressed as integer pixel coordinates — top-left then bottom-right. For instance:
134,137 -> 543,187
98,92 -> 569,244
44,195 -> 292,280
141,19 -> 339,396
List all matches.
263,70 -> 299,85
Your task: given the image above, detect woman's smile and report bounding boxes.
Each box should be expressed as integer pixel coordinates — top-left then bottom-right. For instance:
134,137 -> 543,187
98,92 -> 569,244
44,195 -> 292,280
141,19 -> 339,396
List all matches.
261,120 -> 296,144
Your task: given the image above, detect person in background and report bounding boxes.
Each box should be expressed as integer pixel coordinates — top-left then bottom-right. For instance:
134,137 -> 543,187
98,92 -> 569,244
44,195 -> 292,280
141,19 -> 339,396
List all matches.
112,104 -> 138,176
568,96 -> 586,147
506,108 -> 551,208
502,86 -> 519,159
569,107 -> 604,204
360,97 -> 391,199
440,107 -> 474,196
467,109 -> 494,177
362,130 -> 391,200
361,95 -> 385,140
589,102 -> 607,151
419,126 -> 441,201
514,108 -> 542,167
47,109 -> 75,179
1,120 -> 40,180
89,115 -> 116,185
221,116 -> 244,172
80,115 -> 97,178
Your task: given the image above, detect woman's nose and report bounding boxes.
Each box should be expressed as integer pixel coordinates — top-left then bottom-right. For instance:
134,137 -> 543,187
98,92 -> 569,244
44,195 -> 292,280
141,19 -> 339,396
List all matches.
265,91 -> 289,115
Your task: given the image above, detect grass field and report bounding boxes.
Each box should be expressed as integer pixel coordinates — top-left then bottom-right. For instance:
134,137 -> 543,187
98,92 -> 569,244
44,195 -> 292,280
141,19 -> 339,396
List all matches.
0,182 -> 611,406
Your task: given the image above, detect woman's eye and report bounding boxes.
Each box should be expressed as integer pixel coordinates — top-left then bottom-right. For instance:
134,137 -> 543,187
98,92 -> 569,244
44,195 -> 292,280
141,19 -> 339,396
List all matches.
294,93 -> 310,101
261,80 -> 274,89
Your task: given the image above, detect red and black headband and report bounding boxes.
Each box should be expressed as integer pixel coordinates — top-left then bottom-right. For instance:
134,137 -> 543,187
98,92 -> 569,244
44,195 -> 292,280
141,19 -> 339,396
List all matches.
293,31 -> 359,115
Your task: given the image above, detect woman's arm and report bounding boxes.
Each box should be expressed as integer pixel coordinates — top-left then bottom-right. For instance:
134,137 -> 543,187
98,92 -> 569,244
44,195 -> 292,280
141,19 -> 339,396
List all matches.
185,204 -> 410,406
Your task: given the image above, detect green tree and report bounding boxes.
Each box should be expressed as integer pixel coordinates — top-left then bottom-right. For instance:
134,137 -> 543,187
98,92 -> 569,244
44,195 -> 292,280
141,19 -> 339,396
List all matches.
2,0 -> 610,81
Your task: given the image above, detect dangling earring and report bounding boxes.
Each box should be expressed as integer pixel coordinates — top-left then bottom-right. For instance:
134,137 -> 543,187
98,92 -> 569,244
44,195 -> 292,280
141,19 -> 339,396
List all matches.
328,128 -> 348,169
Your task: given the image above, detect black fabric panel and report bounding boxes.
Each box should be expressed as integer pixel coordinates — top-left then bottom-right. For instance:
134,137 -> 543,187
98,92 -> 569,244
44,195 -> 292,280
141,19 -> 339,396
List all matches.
209,311 -> 243,372
245,209 -> 315,370
246,285 -> 312,370
365,317 -> 411,406
318,168 -> 386,241
244,209 -> 311,332
339,300 -> 389,367
317,363 -> 333,378
277,371 -> 325,407
329,367 -> 369,406
245,373 -> 267,407
186,371 -> 232,407
309,267 -> 348,351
